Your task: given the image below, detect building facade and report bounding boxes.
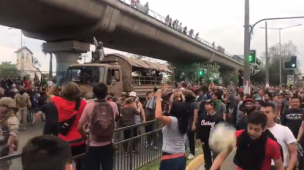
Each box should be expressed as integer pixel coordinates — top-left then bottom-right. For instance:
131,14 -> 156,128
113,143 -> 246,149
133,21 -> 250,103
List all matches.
15,46 -> 41,80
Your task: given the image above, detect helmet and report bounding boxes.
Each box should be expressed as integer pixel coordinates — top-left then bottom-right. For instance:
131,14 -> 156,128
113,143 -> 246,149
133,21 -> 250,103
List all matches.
0,97 -> 16,108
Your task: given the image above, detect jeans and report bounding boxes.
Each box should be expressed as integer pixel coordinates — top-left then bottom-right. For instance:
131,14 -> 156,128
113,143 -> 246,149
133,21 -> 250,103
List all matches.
187,131 -> 195,155
123,127 -> 138,152
145,122 -> 156,145
86,144 -> 114,170
71,144 -> 86,170
159,156 -> 186,170
202,141 -> 219,170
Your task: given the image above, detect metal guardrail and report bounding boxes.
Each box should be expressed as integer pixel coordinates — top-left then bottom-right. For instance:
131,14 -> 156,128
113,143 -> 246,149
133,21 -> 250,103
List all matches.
0,120 -> 162,170
115,0 -> 243,65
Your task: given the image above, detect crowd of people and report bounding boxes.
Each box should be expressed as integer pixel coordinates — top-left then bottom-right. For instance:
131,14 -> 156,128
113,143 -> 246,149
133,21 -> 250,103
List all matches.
2,72 -> 304,170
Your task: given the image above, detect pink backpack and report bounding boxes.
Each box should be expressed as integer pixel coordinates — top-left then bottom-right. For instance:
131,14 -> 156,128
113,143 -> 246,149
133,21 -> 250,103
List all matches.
90,100 -> 114,141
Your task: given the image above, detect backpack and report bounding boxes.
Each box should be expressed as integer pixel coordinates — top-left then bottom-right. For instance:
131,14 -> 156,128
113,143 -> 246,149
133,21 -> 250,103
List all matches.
90,100 -> 114,141
16,94 -> 28,108
265,130 -> 284,162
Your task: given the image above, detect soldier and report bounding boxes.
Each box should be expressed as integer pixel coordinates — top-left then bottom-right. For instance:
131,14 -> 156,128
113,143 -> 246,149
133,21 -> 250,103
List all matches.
15,86 -> 31,131
0,97 -> 19,170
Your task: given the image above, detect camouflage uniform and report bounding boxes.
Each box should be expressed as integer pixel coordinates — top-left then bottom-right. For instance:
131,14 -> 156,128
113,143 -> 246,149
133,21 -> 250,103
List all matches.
0,97 -> 19,170
15,92 -> 31,130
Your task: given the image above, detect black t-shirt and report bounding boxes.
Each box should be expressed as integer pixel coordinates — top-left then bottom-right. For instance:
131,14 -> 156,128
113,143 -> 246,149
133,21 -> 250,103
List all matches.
281,108 -> 304,138
196,112 -> 224,142
6,79 -> 13,88
40,102 -> 59,136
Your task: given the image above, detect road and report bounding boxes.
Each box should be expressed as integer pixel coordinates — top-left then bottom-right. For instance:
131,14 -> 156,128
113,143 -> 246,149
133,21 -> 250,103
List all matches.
9,121 -> 45,170
197,151 -> 237,170
6,121 -> 163,170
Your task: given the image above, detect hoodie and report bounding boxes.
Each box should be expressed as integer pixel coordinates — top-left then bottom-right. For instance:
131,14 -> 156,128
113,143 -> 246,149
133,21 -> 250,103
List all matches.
52,96 -> 87,146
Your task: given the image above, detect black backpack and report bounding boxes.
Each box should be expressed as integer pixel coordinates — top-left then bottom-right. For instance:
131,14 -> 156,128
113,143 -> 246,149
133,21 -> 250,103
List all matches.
265,130 -> 284,162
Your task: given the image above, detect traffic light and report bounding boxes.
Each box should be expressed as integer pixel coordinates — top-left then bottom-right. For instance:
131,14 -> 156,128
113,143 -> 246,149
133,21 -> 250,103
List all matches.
199,70 -> 203,76
284,56 -> 297,70
249,50 -> 256,63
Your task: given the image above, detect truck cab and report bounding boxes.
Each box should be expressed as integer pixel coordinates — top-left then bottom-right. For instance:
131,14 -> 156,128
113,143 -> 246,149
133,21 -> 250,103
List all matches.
64,53 -> 174,100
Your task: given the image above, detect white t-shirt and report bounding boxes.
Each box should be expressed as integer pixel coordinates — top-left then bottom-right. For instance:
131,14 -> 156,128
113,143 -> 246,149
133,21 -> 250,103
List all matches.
162,116 -> 187,154
268,123 -> 296,167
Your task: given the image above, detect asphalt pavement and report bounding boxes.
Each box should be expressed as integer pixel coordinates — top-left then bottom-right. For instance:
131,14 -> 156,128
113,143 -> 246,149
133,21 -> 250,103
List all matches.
9,121 -> 45,170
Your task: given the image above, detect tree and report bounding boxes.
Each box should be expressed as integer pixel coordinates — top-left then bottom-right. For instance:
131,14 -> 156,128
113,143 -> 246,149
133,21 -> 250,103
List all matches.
220,70 -> 238,86
0,61 -> 21,77
169,62 -> 220,84
41,44 -> 53,80
260,41 -> 299,85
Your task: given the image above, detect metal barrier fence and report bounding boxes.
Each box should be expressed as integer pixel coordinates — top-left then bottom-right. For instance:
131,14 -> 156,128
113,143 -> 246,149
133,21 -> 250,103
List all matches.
0,120 -> 163,170
115,0 -> 243,65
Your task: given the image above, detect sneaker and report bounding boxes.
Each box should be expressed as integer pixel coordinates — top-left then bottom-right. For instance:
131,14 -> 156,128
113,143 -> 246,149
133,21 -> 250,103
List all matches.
188,154 -> 195,159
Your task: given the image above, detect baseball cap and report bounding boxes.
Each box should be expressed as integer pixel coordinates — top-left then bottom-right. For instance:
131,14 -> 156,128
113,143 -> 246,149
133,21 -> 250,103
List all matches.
129,91 -> 137,97
204,99 -> 214,106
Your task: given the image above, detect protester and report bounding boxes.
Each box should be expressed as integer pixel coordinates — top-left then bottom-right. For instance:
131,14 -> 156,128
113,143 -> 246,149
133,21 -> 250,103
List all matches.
46,83 -> 87,170
154,85 -> 191,170
196,99 -> 224,170
261,102 -> 297,170
21,135 -> 73,170
78,83 -> 118,170
210,111 -> 284,170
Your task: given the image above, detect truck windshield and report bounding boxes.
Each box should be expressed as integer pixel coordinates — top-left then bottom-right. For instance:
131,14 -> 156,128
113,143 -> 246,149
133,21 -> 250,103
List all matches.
65,66 -> 105,85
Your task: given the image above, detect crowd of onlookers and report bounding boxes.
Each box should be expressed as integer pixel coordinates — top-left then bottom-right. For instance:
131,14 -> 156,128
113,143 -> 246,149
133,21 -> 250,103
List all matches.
2,75 -> 304,170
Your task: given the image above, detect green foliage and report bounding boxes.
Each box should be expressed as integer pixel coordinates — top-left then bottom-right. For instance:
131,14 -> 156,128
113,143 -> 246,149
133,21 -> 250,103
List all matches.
0,61 -> 21,77
169,62 -> 220,83
221,70 -> 238,86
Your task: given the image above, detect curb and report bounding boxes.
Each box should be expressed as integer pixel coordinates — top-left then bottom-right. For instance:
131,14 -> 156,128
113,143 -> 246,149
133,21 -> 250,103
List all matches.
186,154 -> 205,170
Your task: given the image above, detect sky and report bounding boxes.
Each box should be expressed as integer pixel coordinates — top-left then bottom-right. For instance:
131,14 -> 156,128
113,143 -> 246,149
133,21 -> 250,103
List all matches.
0,0 -> 304,73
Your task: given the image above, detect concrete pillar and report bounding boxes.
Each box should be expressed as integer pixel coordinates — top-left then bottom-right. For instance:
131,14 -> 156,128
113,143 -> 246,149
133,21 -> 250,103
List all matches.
42,40 -> 90,83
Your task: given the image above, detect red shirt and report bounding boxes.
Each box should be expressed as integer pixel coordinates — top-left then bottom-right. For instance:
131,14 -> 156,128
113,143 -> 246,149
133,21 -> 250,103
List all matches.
235,130 -> 281,170
52,96 -> 87,146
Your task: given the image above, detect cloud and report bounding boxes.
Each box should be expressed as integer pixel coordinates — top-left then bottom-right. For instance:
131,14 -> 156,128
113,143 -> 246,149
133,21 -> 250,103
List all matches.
0,0 -> 304,74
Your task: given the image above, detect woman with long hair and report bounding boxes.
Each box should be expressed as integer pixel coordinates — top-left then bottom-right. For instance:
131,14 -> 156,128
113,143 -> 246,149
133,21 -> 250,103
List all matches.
46,82 -> 87,170
154,86 -> 191,170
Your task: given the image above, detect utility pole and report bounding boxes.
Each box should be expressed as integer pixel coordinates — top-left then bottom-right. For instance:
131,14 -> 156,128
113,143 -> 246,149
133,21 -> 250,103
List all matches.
21,31 -> 23,48
265,22 -> 269,86
259,24 -> 301,85
279,30 -> 281,85
244,0 -> 250,93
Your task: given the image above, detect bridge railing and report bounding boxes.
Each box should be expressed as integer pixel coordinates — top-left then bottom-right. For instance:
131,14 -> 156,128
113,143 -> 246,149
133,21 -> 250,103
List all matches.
0,120 -> 162,170
115,0 -> 243,65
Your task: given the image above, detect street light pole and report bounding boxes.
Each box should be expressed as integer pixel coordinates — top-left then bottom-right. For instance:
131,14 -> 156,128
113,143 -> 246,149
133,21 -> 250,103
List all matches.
21,31 -> 23,48
279,29 -> 281,84
260,24 -> 301,84
265,22 -> 269,86
244,0 -> 250,94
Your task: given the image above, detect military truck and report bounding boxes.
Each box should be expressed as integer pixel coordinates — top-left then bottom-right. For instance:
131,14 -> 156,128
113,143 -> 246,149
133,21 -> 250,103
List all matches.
64,53 -> 174,99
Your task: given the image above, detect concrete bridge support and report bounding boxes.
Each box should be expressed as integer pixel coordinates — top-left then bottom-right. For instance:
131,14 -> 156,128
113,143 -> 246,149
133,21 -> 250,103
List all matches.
42,40 -> 90,82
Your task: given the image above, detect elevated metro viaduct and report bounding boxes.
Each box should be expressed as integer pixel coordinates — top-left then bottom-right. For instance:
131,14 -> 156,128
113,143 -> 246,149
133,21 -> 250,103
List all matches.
0,0 -> 244,76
